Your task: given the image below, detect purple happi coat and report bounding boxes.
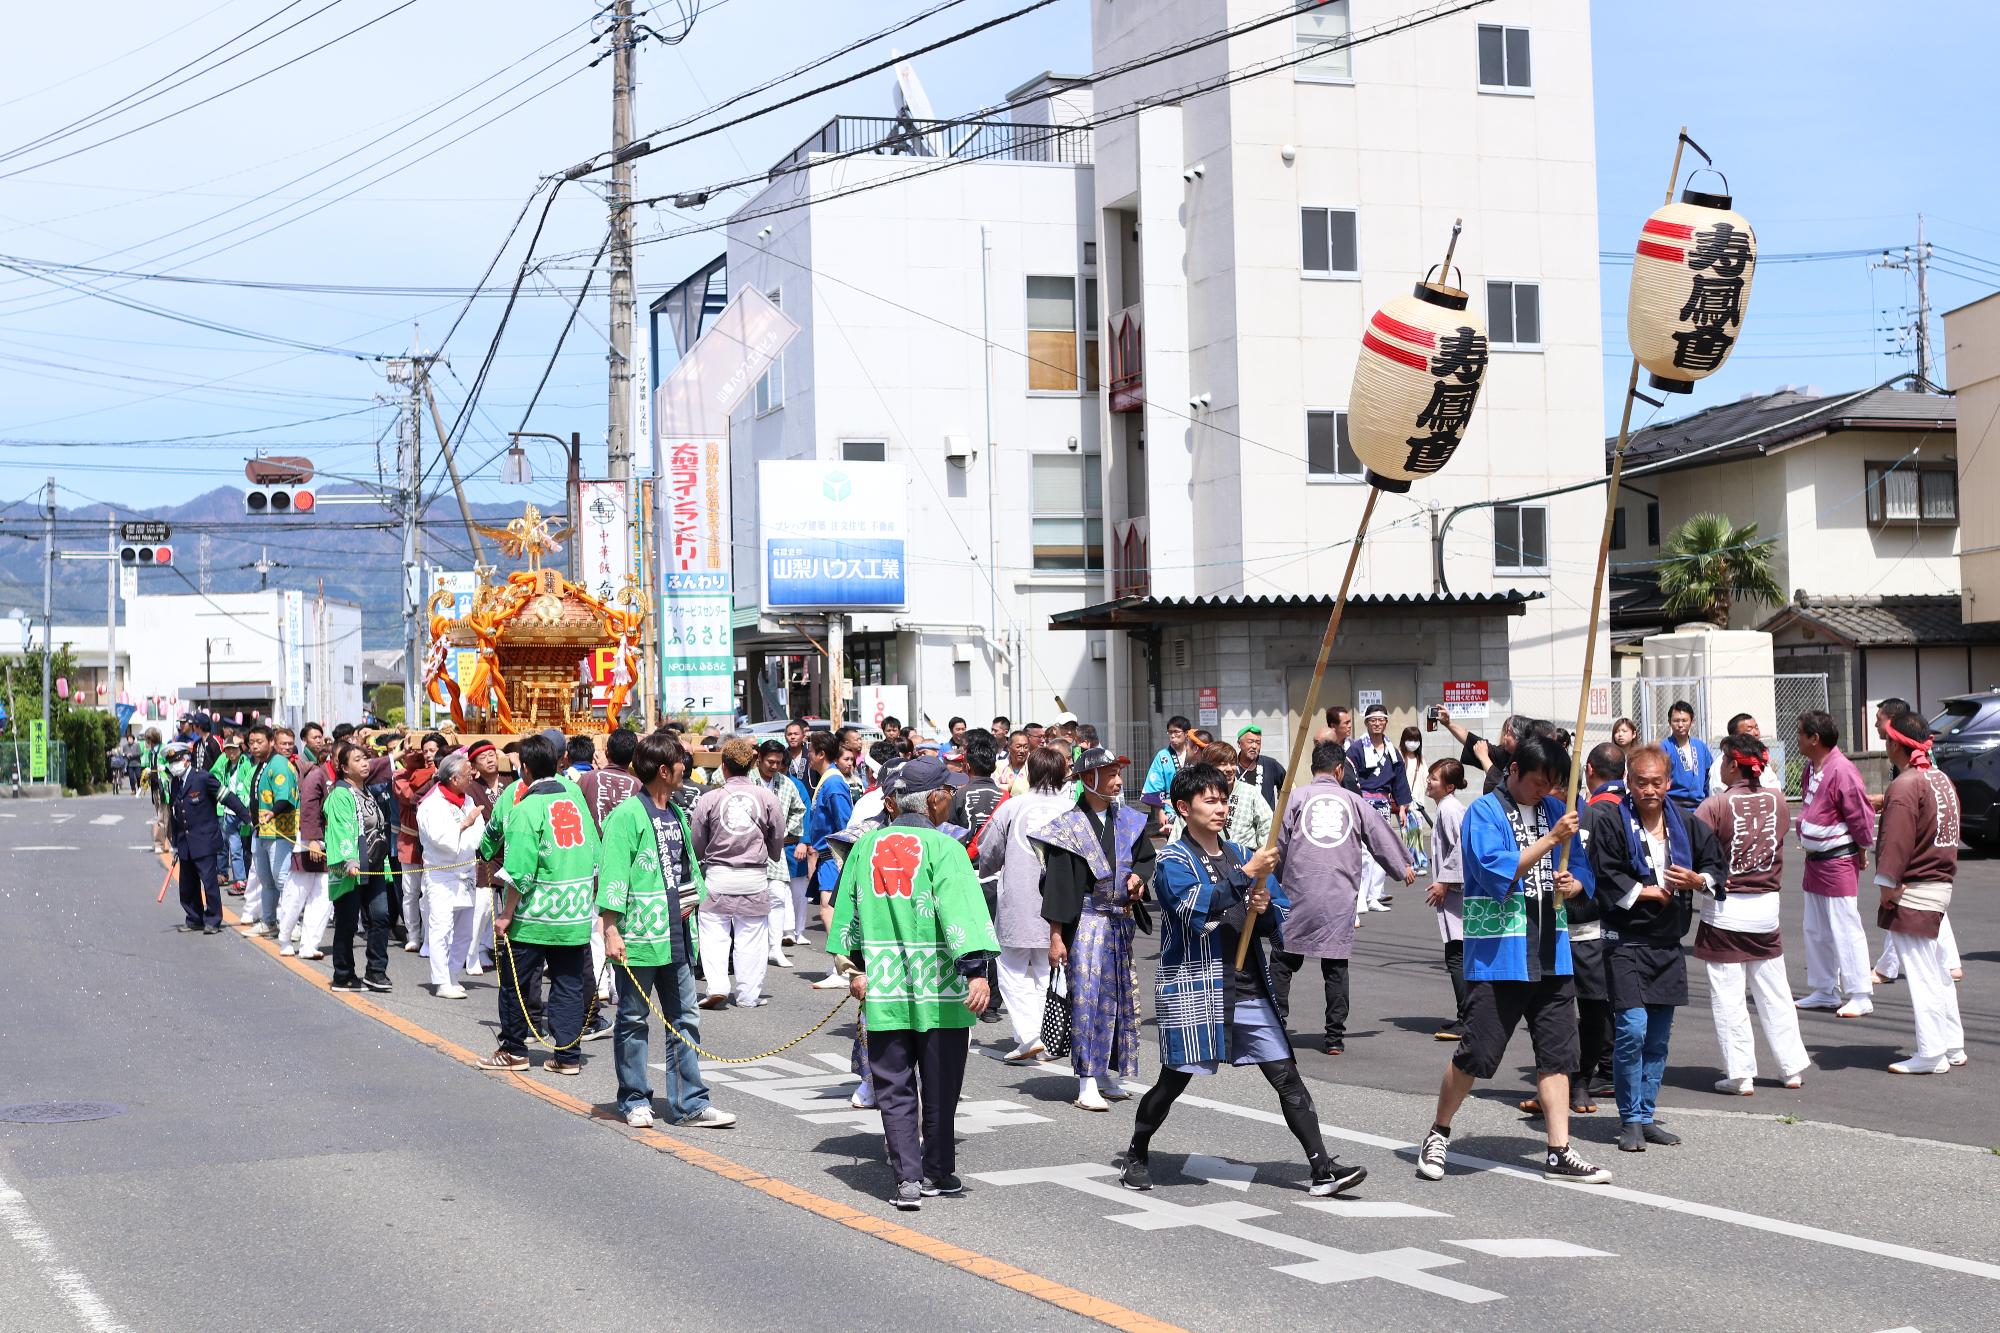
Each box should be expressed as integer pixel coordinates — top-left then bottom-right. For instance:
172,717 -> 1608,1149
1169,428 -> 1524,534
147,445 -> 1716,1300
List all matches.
1274,773 -> 1410,959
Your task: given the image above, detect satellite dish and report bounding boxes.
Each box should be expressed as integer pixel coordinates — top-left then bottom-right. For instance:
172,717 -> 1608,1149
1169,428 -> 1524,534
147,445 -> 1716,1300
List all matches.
892,51 -> 938,128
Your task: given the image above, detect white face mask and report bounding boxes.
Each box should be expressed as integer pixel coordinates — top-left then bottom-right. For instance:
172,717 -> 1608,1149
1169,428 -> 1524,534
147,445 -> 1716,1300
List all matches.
1403,740 -> 1421,753
169,760 -> 190,779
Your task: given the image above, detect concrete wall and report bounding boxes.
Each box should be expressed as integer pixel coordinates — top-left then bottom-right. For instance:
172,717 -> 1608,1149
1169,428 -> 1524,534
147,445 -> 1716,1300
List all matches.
1943,292 -> 2000,625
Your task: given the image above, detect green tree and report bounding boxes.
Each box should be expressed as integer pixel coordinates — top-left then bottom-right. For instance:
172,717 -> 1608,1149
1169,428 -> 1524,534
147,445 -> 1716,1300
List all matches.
1657,512 -> 1784,628
372,681 -> 405,726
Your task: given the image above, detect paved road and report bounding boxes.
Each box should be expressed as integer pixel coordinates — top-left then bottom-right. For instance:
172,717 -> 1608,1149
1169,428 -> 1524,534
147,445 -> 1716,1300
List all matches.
3,792 -> 1997,1332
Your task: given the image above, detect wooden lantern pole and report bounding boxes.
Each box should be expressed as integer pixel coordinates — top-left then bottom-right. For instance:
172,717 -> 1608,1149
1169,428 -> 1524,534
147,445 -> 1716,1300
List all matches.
1557,128 -> 1690,869
1234,489 -> 1380,970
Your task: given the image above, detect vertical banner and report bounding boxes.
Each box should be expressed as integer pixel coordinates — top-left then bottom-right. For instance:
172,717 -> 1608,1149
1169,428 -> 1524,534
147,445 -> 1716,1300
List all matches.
576,480 -> 634,607
659,437 -> 734,720
283,590 -> 305,713
28,717 -> 47,781
429,572 -> 478,721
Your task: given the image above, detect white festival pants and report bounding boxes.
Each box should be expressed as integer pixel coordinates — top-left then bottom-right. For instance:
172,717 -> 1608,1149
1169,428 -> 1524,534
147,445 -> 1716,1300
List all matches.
591,914 -> 615,1001
424,887 -> 472,989
698,866 -> 771,1004
1893,931 -> 1965,1058
1876,913 -> 1960,978
1801,893 -> 1874,998
465,884 -> 493,969
767,870 -> 792,956
280,868 -> 333,954
995,945 -> 1051,1049
788,874 -> 810,942
1706,957 -> 1811,1081
400,865 -> 423,943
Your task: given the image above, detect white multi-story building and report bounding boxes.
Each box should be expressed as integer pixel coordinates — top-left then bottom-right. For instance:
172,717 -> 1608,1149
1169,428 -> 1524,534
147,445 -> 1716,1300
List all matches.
659,1 -> 1606,746
1074,0 -> 1605,755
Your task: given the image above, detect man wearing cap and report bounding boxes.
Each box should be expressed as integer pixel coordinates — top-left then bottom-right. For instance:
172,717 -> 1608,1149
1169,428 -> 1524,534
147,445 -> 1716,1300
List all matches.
211,731 -> 252,896
691,738 -> 786,1009
1033,747 -> 1155,1111
166,740 -> 248,934
1238,725 -> 1285,810
831,755 -> 1000,1210
1348,703 -> 1412,914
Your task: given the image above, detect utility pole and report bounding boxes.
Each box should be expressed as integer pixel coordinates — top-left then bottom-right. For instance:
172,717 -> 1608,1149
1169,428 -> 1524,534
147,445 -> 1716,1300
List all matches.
1874,215 -> 1935,386
40,477 -> 52,772
606,0 -> 637,483
106,514 -> 118,728
388,356 -> 425,717
252,547 -> 277,591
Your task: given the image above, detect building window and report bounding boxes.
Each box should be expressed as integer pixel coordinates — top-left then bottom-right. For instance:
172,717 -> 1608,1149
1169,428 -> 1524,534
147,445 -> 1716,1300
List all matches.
841,440 -> 887,462
1082,241 -> 1097,267
1083,277 -> 1100,392
1866,460 -> 1959,525
1494,504 -> 1549,574
1301,207 -> 1360,278
1305,409 -> 1361,480
1032,452 -> 1104,571
342,665 -> 355,685
1487,280 -> 1541,349
1027,276 -> 1080,392
1295,1 -> 1352,82
1646,500 -> 1661,546
754,288 -> 784,414
1610,507 -> 1627,551
1477,24 -> 1532,91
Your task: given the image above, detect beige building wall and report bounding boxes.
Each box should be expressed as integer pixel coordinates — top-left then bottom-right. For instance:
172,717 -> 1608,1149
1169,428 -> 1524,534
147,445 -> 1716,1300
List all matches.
1943,292 -> 2000,626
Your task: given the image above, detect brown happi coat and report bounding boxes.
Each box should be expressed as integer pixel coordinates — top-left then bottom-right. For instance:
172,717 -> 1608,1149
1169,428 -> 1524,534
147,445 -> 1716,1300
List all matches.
1874,766 -> 1961,938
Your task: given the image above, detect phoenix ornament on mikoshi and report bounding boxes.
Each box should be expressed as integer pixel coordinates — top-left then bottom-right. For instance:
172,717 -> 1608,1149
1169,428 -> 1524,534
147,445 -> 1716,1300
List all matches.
472,504 -> 568,571
1236,221 -> 1488,970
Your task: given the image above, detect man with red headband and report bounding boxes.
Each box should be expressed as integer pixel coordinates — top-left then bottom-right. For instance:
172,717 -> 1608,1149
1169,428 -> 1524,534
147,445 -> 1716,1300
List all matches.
1874,710 -> 1966,1075
1694,733 -> 1811,1095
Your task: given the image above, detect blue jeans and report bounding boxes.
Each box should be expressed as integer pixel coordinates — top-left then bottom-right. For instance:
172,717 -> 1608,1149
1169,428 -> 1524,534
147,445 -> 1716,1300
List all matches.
219,813 -> 247,885
1613,1004 -> 1676,1124
252,835 -> 293,925
613,920 -> 711,1120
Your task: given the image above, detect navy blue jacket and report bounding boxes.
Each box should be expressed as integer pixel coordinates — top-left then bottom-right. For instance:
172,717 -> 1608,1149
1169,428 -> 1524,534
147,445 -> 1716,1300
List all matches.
1347,737 -> 1411,808
170,768 -> 249,860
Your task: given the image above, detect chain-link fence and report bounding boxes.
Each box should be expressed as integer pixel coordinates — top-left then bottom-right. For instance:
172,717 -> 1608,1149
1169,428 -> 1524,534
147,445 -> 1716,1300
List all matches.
1503,674 -> 1830,796
0,738 -> 66,790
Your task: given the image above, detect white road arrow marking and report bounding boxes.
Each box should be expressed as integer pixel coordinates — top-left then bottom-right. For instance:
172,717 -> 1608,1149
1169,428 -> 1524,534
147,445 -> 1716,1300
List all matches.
1182,1154 -> 1257,1191
48,814 -> 74,824
11,846 -> 78,852
971,1163 -> 1502,1304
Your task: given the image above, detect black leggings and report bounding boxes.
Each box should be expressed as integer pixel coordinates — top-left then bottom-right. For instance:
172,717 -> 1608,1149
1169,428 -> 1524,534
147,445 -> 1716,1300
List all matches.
1130,1058 -> 1328,1166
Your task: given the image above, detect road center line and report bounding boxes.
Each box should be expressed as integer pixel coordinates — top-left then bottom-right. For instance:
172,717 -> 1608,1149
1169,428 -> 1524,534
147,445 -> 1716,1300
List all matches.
1168,1090 -> 2000,1284
0,1170 -> 132,1333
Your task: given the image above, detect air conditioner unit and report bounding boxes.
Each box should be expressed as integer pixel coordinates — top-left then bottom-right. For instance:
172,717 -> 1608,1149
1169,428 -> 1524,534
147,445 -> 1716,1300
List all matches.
953,641 -> 976,664
944,434 -> 973,461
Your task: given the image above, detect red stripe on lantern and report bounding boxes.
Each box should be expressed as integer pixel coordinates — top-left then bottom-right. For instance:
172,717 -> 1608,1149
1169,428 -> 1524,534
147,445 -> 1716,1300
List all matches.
1642,218 -> 1695,240
1635,239 -> 1684,263
1361,329 -> 1430,371
1369,309 -> 1437,349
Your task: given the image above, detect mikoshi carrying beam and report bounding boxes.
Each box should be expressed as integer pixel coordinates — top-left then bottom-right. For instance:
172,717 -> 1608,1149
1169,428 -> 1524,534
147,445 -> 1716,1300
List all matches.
1237,221 -> 1491,968
1555,129 -> 1758,868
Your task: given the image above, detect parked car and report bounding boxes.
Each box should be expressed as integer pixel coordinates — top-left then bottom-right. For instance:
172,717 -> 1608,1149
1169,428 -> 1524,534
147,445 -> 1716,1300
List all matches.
1929,690 -> 2000,847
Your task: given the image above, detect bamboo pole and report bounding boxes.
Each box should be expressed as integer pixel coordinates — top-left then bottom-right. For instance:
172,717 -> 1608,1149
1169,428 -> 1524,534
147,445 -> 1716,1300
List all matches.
1557,127 -> 1690,869
1233,487 -> 1380,970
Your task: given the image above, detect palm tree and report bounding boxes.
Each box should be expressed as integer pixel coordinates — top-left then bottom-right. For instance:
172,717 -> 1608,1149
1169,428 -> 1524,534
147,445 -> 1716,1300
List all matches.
1656,512 -> 1783,628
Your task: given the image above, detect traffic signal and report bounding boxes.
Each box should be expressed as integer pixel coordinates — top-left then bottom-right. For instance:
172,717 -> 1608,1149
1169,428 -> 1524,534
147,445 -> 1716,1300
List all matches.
119,543 -> 173,566
245,486 -> 314,515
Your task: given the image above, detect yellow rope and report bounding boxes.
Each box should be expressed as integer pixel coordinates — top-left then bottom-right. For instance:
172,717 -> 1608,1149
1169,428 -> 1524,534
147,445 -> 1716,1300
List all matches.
495,933 -> 607,1053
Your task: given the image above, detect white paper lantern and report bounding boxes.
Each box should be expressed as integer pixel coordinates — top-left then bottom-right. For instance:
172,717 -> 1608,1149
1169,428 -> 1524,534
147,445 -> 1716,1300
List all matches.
1347,280 -> 1488,493
1628,185 -> 1756,394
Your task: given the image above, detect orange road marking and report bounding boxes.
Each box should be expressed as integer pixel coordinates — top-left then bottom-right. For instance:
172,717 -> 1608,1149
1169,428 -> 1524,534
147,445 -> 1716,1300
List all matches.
163,854 -> 1185,1333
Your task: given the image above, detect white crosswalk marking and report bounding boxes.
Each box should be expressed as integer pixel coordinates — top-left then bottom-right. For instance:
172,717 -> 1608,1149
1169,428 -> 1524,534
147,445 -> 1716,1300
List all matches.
972,1162 -> 1503,1304
1446,1239 -> 1614,1259
89,814 -> 123,826
696,1053 -> 1053,1135
1299,1200 -> 1451,1220
1182,1154 -> 1257,1191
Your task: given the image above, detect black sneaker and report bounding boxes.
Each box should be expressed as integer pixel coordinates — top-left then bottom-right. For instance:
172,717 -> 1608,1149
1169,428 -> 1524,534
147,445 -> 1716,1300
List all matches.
1309,1159 -> 1368,1197
361,975 -> 392,993
1617,1123 -> 1646,1153
202,926 -> 221,935
580,1014 -> 614,1042
1416,1127 -> 1450,1181
1546,1143 -> 1612,1183
1118,1156 -> 1153,1192
892,1181 -> 923,1212
1323,1041 -> 1345,1056
330,976 -> 363,992
1641,1122 -> 1681,1147
920,1174 -> 963,1197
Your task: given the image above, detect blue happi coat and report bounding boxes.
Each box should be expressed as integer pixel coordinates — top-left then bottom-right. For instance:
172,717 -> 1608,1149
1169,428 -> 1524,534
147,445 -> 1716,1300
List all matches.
1150,837 -> 1290,1069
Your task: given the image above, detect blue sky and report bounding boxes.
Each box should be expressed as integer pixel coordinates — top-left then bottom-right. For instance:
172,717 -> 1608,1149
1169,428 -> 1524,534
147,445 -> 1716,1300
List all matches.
0,0 -> 1991,512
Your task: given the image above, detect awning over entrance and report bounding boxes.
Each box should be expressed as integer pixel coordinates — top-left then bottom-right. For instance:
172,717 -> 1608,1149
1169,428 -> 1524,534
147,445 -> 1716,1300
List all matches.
1047,590 -> 1541,631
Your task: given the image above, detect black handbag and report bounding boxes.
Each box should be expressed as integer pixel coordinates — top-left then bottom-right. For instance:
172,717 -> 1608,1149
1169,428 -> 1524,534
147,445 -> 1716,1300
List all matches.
1040,965 -> 1074,1059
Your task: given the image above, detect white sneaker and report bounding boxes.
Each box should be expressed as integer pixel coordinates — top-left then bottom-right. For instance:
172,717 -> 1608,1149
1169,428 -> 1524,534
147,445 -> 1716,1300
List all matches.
1781,1070 -> 1806,1089
812,971 -> 849,989
465,962 -> 485,976
1889,1054 -> 1950,1075
678,1107 -> 738,1129
436,983 -> 468,1000
1946,1048 -> 1968,1067
1713,1077 -> 1754,1096
1369,901 -> 1393,913
403,940 -> 422,953
1794,990 -> 1840,1010
624,1106 -> 656,1128
768,950 -> 792,968
1835,998 -> 1874,1018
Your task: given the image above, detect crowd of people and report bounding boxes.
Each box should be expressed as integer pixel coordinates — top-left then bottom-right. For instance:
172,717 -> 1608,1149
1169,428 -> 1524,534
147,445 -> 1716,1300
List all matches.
136,691 -> 1968,1210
